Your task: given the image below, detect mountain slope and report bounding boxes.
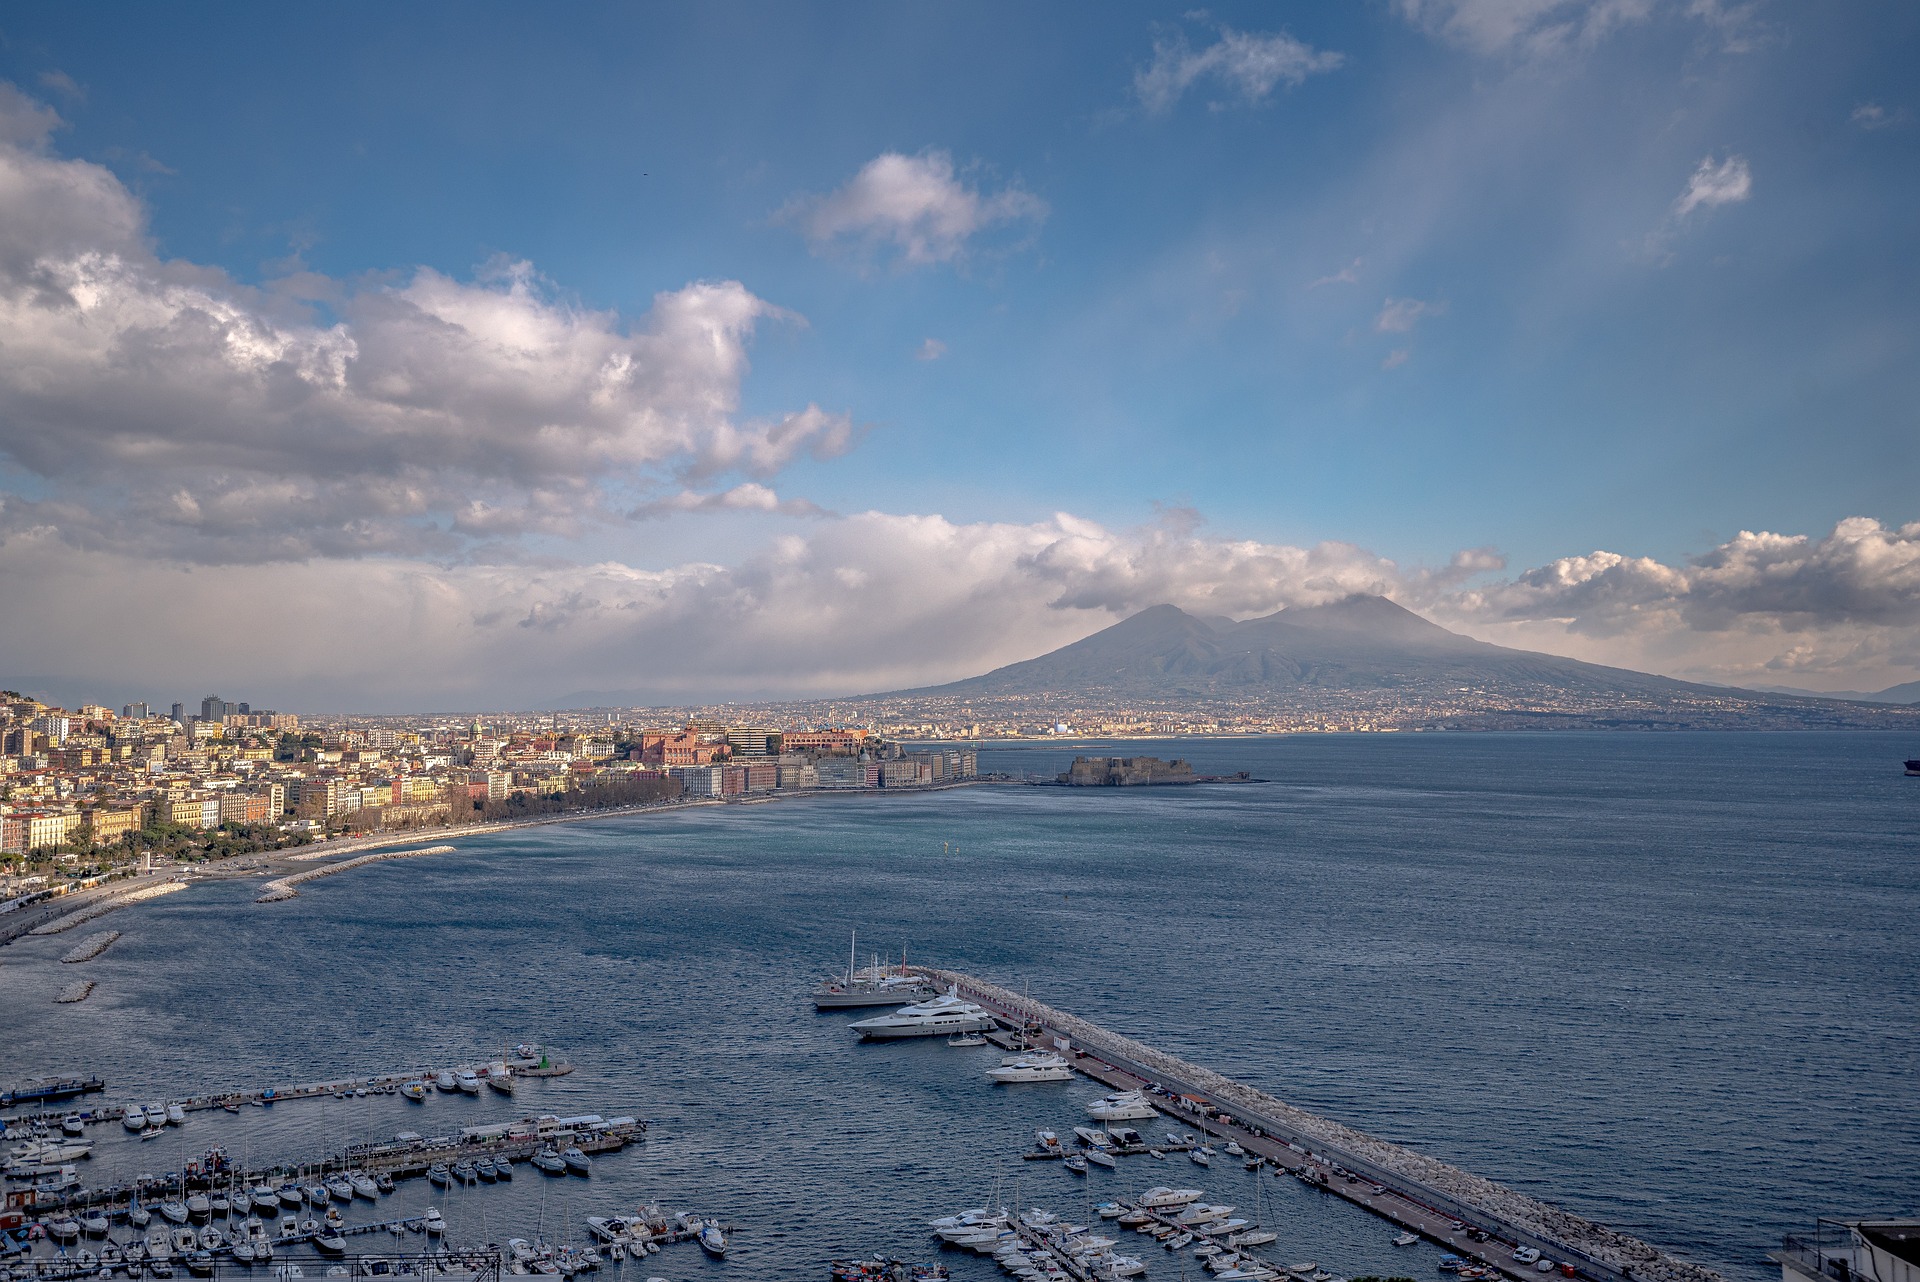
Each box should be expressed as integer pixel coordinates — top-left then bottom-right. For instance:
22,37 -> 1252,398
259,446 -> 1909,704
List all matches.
888,595 -> 1705,701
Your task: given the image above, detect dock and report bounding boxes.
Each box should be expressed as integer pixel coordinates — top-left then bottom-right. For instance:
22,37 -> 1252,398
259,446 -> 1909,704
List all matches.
16,1115 -> 646,1213
919,967 -> 1727,1282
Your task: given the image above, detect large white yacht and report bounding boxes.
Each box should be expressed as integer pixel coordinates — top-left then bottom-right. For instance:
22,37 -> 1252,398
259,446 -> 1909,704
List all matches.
847,988 -> 996,1040
987,1052 -> 1074,1084
1086,1089 -> 1158,1121
1138,1187 -> 1205,1210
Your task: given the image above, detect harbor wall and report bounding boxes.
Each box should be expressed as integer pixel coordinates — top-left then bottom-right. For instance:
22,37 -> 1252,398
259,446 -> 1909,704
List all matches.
920,966 -> 1727,1282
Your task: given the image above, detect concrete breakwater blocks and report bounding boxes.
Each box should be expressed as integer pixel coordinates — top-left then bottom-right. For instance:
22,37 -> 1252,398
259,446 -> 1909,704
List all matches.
29,881 -> 185,935
60,930 -> 121,963
922,966 -> 1728,1282
257,845 -> 457,902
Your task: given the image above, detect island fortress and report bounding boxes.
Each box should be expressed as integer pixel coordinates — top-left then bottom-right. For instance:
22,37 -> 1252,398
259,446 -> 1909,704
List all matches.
1060,756 -> 1198,786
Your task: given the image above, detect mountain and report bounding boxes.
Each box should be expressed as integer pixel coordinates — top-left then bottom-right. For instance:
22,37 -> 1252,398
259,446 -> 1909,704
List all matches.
1753,681 -> 1920,705
868,595 -> 1920,730
891,595 -> 1698,701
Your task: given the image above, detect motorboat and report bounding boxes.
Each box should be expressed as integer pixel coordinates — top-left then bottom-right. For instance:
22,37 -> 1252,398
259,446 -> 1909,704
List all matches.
449,1162 -> 477,1185
123,1111 -> 148,1134
1086,1090 -> 1158,1122
254,1186 -> 282,1213
313,1230 -> 347,1256
188,1249 -> 215,1276
1097,1202 -> 1125,1219
232,1239 -> 258,1265
129,1200 -> 153,1229
374,1173 -> 395,1194
1191,1150 -> 1211,1166
1223,1141 -> 1244,1157
1085,1148 -> 1118,1169
1393,1233 -> 1419,1248
847,988 -> 996,1040
475,1158 -> 498,1182
144,1104 -> 170,1128
492,1159 -> 512,1181
434,1071 -> 458,1093
1230,1231 -> 1278,1247
277,1218 -> 299,1240
428,1164 -> 453,1186
167,1104 -> 187,1126
211,1192 -> 231,1214
171,1228 -> 198,1254
277,1184 -> 305,1208
697,1224 -> 727,1259
1178,1205 -> 1234,1225
455,1071 -> 480,1095
423,1209 -> 444,1237
323,1207 -> 344,1230
946,1031 -> 988,1047
562,1146 -> 592,1175
1072,1126 -> 1113,1149
530,1148 -> 566,1175
186,1194 -> 211,1220
485,1064 -> 515,1095
61,1115 -> 86,1136
326,1175 -> 354,1201
1033,1130 -> 1063,1154
1139,1187 -> 1204,1209
402,1081 -> 428,1102
305,1184 -> 331,1205
988,1052 -> 1073,1084
1064,1154 -> 1088,1174
349,1172 -> 379,1200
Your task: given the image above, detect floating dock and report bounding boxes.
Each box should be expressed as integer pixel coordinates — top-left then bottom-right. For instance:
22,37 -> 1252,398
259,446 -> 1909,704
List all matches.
919,967 -> 1726,1282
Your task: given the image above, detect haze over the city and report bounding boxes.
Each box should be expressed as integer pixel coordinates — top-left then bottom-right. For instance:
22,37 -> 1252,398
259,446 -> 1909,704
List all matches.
0,1 -> 1914,711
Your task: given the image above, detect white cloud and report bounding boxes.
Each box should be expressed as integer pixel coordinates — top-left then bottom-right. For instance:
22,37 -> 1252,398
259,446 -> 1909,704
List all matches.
627,483 -> 830,521
0,84 -> 849,562
1673,153 -> 1752,218
1374,296 -> 1448,333
916,337 -> 947,361
780,150 -> 1046,267
1308,258 -> 1363,289
1382,348 -> 1411,370
1136,25 -> 1344,114
1395,0 -> 1756,57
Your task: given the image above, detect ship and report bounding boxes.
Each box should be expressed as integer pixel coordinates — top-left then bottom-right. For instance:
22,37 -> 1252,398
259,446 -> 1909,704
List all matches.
1906,759 -> 1920,776
0,1077 -> 107,1109
811,931 -> 933,1009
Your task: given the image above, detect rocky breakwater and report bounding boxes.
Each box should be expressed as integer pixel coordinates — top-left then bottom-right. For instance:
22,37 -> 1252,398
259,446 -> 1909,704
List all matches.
256,845 -> 456,902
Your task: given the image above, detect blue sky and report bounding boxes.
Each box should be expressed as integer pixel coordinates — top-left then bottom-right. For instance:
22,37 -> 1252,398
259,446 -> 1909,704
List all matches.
0,2 -> 1916,708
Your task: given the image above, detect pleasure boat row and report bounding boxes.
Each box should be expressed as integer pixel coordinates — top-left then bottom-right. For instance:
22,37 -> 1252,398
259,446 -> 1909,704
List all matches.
931,1205 -> 1148,1280
1086,1090 -> 1157,1122
119,1104 -> 185,1134
989,1052 -> 1072,1084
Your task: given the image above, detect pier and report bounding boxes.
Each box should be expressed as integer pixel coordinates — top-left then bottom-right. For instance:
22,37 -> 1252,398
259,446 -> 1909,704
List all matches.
920,967 -> 1727,1282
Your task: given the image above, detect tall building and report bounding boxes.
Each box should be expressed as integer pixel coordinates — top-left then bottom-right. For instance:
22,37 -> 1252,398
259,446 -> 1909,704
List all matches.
123,702 -> 151,719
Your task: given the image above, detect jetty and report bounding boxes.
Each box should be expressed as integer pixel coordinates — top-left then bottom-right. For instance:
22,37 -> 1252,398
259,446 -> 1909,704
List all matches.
27,881 -> 184,935
256,845 -> 456,902
60,931 -> 121,963
53,980 -> 94,1003
17,1113 -> 645,1214
919,967 -> 1726,1282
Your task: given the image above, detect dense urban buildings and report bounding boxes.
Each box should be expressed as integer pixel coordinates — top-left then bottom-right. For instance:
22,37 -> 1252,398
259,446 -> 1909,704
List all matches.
0,692 -> 976,892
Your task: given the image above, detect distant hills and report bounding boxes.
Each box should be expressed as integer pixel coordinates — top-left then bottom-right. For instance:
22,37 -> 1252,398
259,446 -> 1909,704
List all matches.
868,595 -> 1920,730
1751,680 -> 1920,705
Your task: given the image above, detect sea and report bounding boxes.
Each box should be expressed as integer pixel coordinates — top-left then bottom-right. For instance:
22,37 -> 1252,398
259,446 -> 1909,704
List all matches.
2,732 -> 1915,1282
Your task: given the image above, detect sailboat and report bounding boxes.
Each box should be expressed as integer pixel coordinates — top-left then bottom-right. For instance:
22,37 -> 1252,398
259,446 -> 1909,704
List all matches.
811,930 -> 932,1008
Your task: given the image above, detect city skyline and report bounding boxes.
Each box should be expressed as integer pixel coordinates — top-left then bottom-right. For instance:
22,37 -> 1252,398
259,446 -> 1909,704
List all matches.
0,3 -> 1916,710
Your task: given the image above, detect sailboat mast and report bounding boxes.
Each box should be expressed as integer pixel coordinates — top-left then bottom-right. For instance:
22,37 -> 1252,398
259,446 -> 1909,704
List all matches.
849,928 -> 856,987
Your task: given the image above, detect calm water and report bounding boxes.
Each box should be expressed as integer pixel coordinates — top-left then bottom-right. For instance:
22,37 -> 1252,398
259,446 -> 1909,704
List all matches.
3,732 -> 1916,1282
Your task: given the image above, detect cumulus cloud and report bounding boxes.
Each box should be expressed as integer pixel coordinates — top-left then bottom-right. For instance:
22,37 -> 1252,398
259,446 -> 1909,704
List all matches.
780,150 -> 1046,267
1135,25 -> 1344,114
1673,153 -> 1752,218
0,85 -> 847,562
6,499 -> 1919,706
627,483 -> 830,521
916,337 -> 947,361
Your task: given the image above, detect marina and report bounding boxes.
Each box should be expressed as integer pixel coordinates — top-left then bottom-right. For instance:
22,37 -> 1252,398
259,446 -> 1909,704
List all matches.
911,969 -> 1726,1282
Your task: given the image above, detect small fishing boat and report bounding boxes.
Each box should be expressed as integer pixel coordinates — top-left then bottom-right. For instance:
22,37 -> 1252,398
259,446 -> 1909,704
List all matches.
401,1081 -> 428,1102
313,1230 -> 346,1256
1064,1154 -> 1088,1174
697,1224 -> 727,1259
323,1207 -> 343,1230
1393,1233 -> 1419,1248
374,1173 -> 395,1194
1224,1141 -> 1244,1157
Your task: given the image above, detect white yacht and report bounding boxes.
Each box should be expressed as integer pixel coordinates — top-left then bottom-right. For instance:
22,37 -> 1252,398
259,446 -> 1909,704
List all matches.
1139,1187 -> 1205,1210
123,1109 -> 148,1133
847,988 -> 996,1040
1087,1089 -> 1158,1121
167,1103 -> 187,1126
455,1070 -> 481,1094
988,1052 -> 1074,1084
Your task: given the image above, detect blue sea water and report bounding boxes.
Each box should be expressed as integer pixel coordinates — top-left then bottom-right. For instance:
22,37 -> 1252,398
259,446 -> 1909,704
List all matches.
2,732 -> 1915,1282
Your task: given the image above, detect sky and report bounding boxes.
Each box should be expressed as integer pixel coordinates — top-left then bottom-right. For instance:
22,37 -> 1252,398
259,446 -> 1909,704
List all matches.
0,1 -> 1916,711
